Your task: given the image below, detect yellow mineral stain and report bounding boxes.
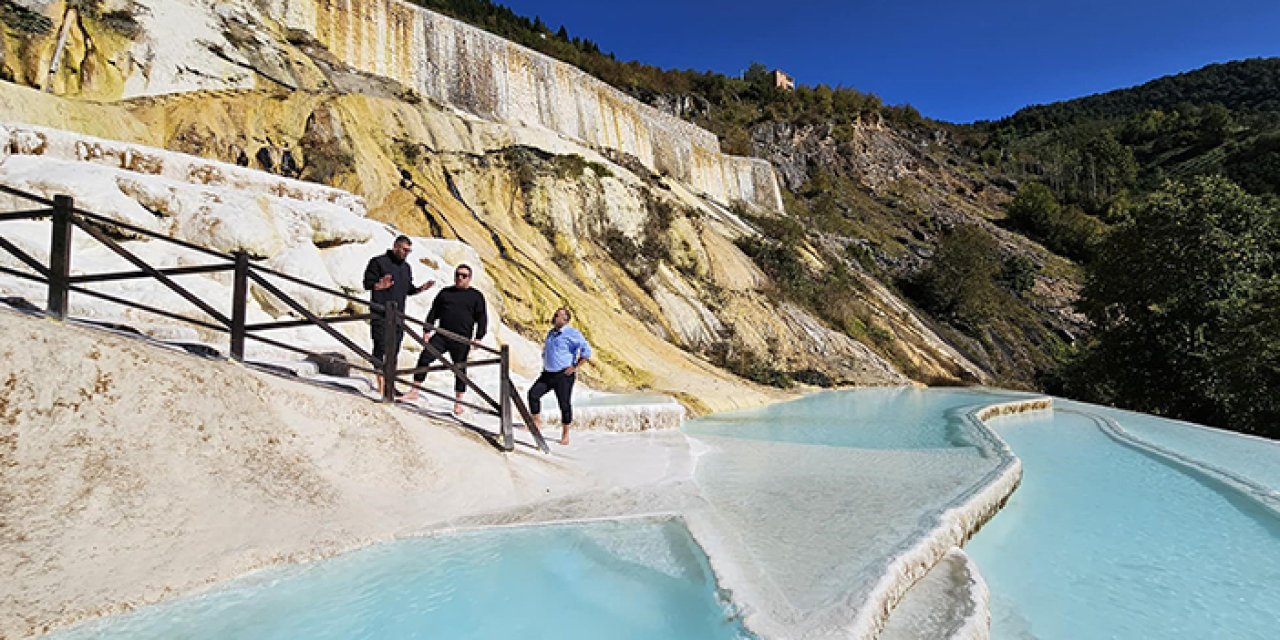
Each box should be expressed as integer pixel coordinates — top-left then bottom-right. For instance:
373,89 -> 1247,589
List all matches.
315,0 -> 330,48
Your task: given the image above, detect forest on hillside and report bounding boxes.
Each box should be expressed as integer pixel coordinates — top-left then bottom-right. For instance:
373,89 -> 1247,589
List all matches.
975,59 -> 1280,438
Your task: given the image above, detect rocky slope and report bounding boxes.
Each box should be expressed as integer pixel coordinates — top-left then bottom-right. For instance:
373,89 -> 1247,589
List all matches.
0,0 -> 1015,408
740,117 -> 1084,382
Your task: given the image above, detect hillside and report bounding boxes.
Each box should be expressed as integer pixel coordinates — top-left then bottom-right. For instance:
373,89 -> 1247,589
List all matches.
1,0 -> 954,414
969,58 -> 1280,438
985,58 -> 1280,132
397,0 -> 1086,386
977,58 -> 1280,203
393,1 -> 1277,435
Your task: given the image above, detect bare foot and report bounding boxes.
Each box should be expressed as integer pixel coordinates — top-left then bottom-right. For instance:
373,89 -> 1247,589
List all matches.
400,389 -> 419,402
453,403 -> 465,416
558,437 -> 570,446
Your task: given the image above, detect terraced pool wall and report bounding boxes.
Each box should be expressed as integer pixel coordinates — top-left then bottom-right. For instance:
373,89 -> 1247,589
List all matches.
697,396 -> 1048,640
265,0 -> 784,213
1092,413 -> 1280,516
851,397 -> 1049,639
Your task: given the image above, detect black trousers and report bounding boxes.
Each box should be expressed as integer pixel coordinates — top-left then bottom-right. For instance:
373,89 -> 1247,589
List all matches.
528,369 -> 576,425
413,332 -> 472,393
370,316 -> 404,366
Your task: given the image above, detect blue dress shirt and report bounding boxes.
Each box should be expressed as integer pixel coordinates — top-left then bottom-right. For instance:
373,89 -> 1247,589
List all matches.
543,326 -> 592,372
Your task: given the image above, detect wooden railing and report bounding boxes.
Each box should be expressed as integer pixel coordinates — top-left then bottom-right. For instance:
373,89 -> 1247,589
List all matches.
0,183 -> 548,453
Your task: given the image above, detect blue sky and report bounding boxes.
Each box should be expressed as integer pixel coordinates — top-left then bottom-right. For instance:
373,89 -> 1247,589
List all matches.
499,0 -> 1280,123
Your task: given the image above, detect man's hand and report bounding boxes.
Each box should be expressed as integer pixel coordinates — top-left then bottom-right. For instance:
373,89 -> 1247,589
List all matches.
565,364 -> 577,375
415,279 -> 436,293
374,274 -> 394,290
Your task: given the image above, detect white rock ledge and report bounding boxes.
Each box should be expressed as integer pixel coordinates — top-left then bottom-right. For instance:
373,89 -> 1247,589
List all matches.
843,396 -> 1047,640
710,395 -> 1050,640
1086,411 -> 1280,517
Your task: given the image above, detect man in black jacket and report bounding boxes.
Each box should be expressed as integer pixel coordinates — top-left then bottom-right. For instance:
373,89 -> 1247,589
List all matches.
402,263 -> 487,416
363,236 -> 433,395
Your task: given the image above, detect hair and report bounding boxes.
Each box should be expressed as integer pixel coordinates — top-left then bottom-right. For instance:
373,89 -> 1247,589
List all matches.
556,307 -> 571,322
394,235 -> 412,246
455,263 -> 472,276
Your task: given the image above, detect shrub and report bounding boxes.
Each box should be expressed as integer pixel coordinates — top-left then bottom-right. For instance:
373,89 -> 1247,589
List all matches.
999,255 -> 1038,296
909,225 -> 1003,325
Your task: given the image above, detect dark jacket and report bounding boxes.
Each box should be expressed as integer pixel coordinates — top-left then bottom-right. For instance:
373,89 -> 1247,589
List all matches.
426,286 -> 488,340
362,251 -> 421,313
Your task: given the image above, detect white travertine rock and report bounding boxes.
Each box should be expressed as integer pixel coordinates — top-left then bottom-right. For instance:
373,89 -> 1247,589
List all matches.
259,243 -> 347,317
178,195 -> 284,257
121,0 -> 257,97
304,202 -> 383,246
253,0 -> 782,211
0,124 -> 512,350
0,156 -> 168,235
2,124 -> 365,218
880,548 -> 991,640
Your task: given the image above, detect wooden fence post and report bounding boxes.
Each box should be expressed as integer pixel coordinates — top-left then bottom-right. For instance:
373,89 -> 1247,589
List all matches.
47,195 -> 73,319
230,251 -> 249,361
500,344 -> 513,451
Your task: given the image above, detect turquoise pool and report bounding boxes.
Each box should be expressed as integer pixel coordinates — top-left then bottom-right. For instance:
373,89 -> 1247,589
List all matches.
50,519 -> 751,640
967,408 -> 1280,639
48,388 -> 1280,639
688,387 -> 1025,449
686,388 -> 1280,638
683,387 -> 1028,634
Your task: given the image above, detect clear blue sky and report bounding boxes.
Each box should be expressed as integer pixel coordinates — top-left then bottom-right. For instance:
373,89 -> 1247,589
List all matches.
499,0 -> 1280,123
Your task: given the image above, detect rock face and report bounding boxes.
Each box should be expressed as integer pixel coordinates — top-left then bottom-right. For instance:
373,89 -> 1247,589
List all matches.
0,0 -> 1009,409
747,117 -> 1085,382
0,0 -> 780,212
266,0 -> 782,212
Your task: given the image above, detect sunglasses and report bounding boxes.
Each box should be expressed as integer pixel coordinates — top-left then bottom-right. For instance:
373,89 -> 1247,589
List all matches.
454,272 -> 471,279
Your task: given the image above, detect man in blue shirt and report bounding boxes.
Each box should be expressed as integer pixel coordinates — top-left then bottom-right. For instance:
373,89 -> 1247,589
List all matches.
528,307 -> 592,446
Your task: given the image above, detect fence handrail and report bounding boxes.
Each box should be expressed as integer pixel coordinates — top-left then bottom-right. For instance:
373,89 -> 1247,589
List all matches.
0,183 -> 55,206
0,185 -> 549,453
72,206 -> 231,260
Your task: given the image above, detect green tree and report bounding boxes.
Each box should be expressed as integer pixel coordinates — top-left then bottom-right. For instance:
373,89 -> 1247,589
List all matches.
1007,181 -> 1060,233
1007,181 -> 1105,260
1066,175 -> 1279,437
999,255 -> 1038,297
913,225 -> 1003,326
1078,130 -> 1137,210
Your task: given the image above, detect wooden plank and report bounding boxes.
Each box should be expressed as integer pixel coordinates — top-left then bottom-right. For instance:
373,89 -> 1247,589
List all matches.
248,270 -> 376,366
70,263 -> 230,283
0,234 -> 50,277
76,221 -> 231,327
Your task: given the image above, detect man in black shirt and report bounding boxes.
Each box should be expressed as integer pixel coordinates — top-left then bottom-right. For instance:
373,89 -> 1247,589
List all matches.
362,236 -> 433,395
402,263 -> 488,415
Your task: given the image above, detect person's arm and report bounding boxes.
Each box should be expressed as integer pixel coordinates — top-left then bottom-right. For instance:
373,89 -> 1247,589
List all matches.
424,292 -> 442,335
409,271 -> 434,296
472,292 -> 488,343
566,330 -> 592,374
362,257 -> 381,291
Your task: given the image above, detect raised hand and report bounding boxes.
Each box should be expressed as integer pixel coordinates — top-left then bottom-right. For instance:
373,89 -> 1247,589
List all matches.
374,274 -> 394,290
